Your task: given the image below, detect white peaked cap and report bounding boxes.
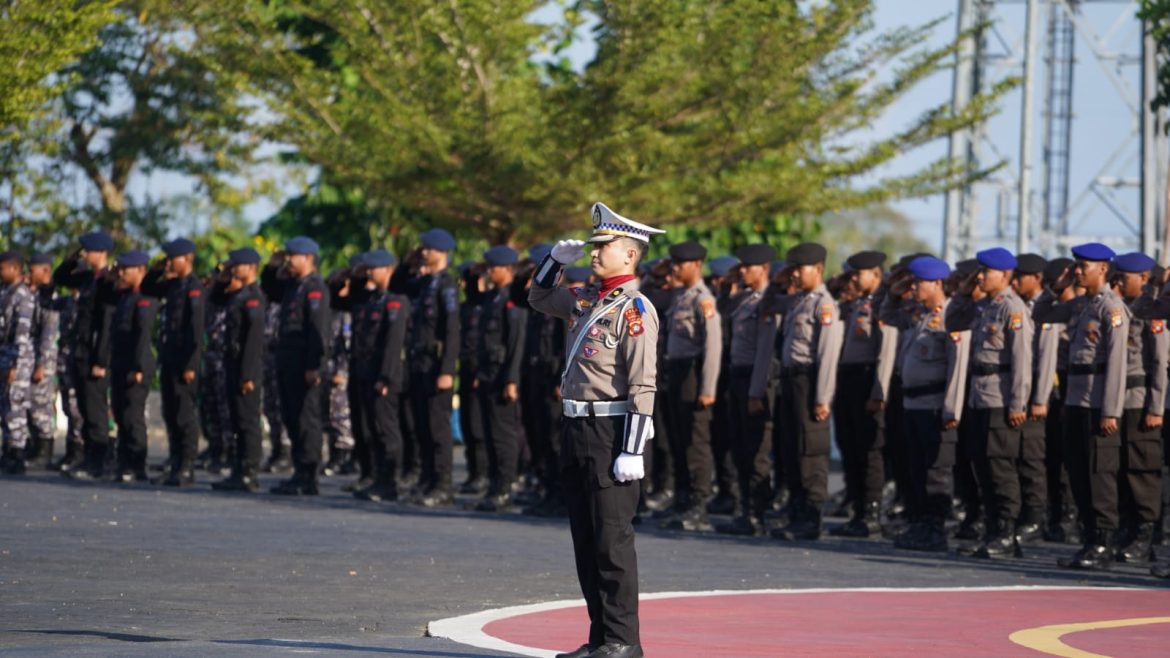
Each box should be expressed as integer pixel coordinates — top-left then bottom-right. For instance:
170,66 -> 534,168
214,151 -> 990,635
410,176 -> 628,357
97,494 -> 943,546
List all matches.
587,202 -> 666,244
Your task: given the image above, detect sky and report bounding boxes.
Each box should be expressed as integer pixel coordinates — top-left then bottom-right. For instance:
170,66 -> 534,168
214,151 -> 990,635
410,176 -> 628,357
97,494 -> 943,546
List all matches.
123,0 -> 1153,257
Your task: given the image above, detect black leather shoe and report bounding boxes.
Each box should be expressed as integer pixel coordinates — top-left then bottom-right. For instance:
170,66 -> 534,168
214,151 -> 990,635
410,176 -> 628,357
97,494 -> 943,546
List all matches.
212,472 -> 260,493
662,505 -> 713,532
1151,561 -> 1170,578
270,468 -> 319,496
1116,523 -> 1156,563
954,517 -> 984,541
555,644 -> 597,658
829,512 -> 880,538
417,489 -> 454,508
644,489 -> 674,512
1015,522 -> 1043,545
1057,530 -> 1114,570
475,492 -> 512,512
772,508 -> 822,541
163,469 -> 196,487
585,644 -> 643,658
895,522 -> 949,552
341,477 -> 374,493
354,481 -> 398,503
459,476 -> 490,495
716,515 -> 762,536
706,492 -> 738,516
974,527 -> 1022,559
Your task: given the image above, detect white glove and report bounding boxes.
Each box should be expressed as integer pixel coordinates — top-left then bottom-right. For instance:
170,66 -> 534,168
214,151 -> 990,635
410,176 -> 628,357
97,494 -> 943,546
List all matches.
612,452 -> 645,483
551,239 -> 586,264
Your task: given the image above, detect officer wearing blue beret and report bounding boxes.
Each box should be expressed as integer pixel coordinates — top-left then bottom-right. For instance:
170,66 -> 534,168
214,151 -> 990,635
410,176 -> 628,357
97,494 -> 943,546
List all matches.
56,231 -> 118,479
392,228 -> 461,507
264,236 -> 331,495
1057,243 -> 1128,570
105,250 -> 157,482
141,237 -> 205,487
471,245 -> 528,512
946,246 -> 1033,559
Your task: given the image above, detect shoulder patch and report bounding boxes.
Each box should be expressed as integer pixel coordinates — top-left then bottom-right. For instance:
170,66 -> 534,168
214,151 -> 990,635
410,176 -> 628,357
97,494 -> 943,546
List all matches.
1110,308 -> 1123,327
137,299 -> 151,308
1152,319 -> 1165,335
625,307 -> 645,337
387,300 -> 401,310
307,290 -> 323,300
1009,312 -> 1022,331
506,300 -> 515,309
188,289 -> 202,298
820,303 -> 834,326
245,298 -> 260,308
700,298 -> 716,320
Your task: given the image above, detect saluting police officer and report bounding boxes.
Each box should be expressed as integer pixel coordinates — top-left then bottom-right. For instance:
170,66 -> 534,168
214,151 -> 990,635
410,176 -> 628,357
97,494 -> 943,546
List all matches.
458,261 -> 490,495
265,236 -> 331,496
660,241 -> 722,532
832,250 -> 887,537
889,256 -> 970,552
211,248 -> 267,493
347,250 -> 410,503
1110,252 -> 1166,563
1058,243 -> 1127,570
947,248 -> 1033,559
531,202 -> 662,658
0,251 -> 35,474
106,250 -> 158,483
1008,254 -> 1050,544
472,246 -> 528,512
770,243 -> 843,541
714,244 -> 778,537
55,231 -> 117,479
394,228 -> 460,507
142,238 -> 205,486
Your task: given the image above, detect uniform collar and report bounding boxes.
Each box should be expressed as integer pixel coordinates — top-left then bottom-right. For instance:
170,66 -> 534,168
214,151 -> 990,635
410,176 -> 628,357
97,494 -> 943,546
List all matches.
598,274 -> 637,297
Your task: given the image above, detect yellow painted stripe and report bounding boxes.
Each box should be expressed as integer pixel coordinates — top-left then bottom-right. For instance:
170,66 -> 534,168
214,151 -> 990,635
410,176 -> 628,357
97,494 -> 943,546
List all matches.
1009,616 -> 1170,658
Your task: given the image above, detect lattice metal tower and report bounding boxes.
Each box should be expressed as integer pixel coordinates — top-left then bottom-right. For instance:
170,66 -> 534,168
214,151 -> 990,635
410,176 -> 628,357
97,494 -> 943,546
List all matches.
941,0 -> 1168,262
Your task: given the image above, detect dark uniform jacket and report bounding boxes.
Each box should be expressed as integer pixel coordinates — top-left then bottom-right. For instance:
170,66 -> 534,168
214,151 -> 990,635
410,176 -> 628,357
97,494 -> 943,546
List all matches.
221,283 -> 266,385
107,288 -> 157,377
476,283 -> 527,388
350,286 -> 411,390
142,270 -> 205,374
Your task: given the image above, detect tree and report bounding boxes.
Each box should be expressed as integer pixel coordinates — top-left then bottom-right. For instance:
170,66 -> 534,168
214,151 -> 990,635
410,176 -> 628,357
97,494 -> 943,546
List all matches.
1138,0 -> 1170,261
0,0 -> 117,142
49,1 -> 265,240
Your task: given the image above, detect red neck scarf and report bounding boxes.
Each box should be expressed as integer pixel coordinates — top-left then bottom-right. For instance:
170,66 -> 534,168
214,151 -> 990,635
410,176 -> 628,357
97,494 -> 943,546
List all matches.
598,274 -> 636,298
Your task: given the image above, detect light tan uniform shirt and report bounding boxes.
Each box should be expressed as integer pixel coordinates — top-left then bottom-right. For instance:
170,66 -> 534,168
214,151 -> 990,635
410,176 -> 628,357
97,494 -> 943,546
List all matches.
779,283 -> 844,407
728,286 -> 780,399
899,299 -> 970,421
1064,288 -> 1127,417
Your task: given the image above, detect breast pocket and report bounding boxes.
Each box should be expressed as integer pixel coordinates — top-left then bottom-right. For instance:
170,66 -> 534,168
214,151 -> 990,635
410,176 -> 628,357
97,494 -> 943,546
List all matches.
981,323 -> 1004,351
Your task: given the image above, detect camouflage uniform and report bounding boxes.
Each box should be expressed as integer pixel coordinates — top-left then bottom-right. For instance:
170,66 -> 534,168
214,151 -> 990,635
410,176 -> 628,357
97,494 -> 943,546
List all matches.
1,280 -> 36,451
54,293 -> 84,450
200,297 -> 233,459
28,286 -> 59,443
325,309 -> 354,452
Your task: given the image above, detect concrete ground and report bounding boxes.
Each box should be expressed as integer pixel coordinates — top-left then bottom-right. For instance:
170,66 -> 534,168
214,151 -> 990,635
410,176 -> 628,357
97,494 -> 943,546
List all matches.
1,409 -> 1166,656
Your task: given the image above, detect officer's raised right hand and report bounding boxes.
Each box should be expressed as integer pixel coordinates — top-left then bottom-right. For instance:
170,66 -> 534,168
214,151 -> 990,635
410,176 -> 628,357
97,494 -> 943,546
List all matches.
241,380 -> 255,395
551,240 -> 586,264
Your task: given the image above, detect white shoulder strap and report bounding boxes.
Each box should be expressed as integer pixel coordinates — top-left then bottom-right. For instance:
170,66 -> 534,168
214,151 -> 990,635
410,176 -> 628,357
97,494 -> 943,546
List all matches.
561,293 -> 632,387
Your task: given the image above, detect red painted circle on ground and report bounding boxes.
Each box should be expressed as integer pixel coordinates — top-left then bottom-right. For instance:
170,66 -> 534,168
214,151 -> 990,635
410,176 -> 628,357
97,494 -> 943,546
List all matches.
482,588 -> 1170,657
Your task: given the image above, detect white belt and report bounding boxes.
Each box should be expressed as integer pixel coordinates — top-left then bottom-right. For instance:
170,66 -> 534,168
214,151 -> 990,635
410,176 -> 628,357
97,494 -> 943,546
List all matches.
562,399 -> 629,418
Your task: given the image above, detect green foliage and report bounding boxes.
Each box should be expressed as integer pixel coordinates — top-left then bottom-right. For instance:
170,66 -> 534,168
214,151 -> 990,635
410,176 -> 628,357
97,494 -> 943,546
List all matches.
0,0 -> 117,141
187,0 -> 1010,243
1141,0 -> 1170,119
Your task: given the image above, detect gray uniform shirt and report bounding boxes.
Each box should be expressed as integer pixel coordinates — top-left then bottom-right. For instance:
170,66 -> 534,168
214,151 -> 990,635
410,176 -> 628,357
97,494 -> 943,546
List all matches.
1065,288 -> 1128,416
946,289 -> 1033,412
779,283 -> 844,407
728,286 -> 780,399
899,298 -> 970,420
529,276 -> 659,416
1123,295 -> 1169,414
840,292 -> 883,366
872,293 -> 917,403
666,281 -> 722,398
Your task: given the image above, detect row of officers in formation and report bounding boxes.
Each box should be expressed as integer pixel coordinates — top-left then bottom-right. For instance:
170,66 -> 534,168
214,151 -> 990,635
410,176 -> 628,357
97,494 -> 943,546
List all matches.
3,229 -> 1170,578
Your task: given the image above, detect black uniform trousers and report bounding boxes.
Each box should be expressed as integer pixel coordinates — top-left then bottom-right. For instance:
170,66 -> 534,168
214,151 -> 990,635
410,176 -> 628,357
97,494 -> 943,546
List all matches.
561,415 -> 640,648
521,368 -> 561,494
1018,417 -> 1048,524
712,370 -> 739,501
227,369 -> 263,471
955,406 -> 984,524
277,358 -> 324,468
902,408 -> 957,522
459,367 -> 486,482
74,356 -> 110,455
649,391 -> 673,494
478,384 -> 523,494
398,390 -> 419,477
728,370 -> 773,518
1045,378 -> 1075,523
884,374 -> 911,501
160,367 -> 200,470
1120,408 -> 1163,524
111,370 -> 149,471
964,407 -> 1023,530
834,363 -> 885,514
354,378 -> 402,481
665,358 -> 714,504
409,370 -> 455,492
347,380 -> 372,478
1063,405 -> 1120,533
779,370 -> 831,515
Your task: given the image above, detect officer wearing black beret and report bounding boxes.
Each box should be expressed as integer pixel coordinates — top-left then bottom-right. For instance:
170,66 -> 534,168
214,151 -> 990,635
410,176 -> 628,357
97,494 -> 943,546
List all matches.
831,250 -> 888,537
1010,253 -> 1050,544
107,250 -> 158,482
142,238 -> 205,486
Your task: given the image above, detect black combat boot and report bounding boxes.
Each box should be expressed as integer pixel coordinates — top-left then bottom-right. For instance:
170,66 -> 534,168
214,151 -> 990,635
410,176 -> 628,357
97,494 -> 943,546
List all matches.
975,519 -> 1022,558
772,505 -> 823,541
1116,522 -> 1156,563
1057,529 -> 1115,570
212,466 -> 260,493
25,438 -> 54,470
830,500 -> 882,538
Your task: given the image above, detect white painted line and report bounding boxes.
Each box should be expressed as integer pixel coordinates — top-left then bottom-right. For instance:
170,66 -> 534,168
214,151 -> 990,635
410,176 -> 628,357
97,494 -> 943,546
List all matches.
426,585 -> 1151,658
